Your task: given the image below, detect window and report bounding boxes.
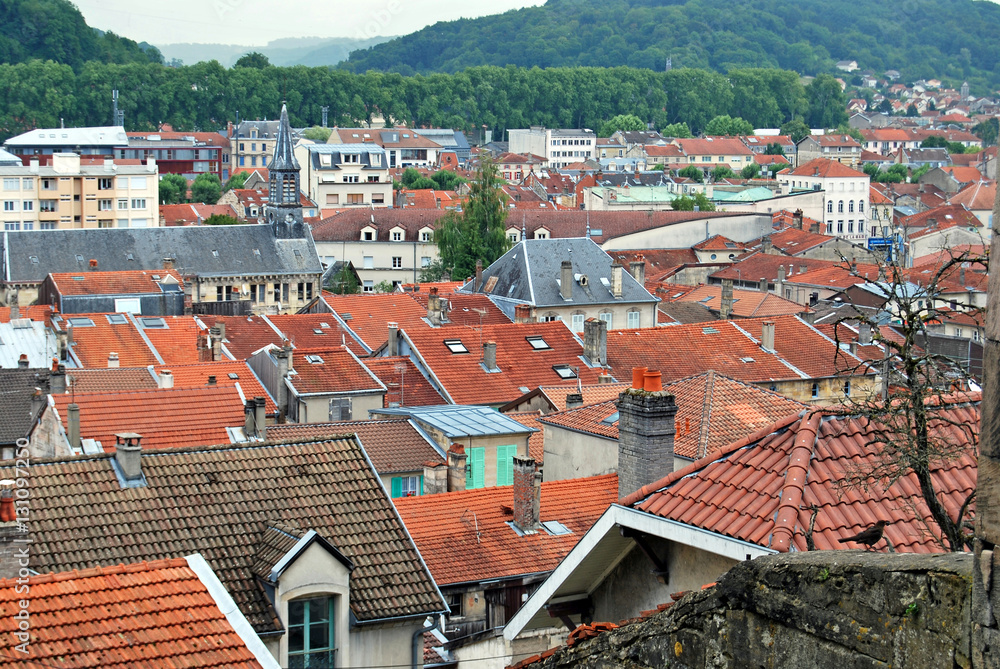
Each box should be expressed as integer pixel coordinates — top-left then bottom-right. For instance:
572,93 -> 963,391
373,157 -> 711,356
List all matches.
837,220 -> 844,233
325,194 -> 339,205
553,365 -> 577,380
848,221 -> 854,233
627,311 -> 641,328
827,201 -> 833,213
858,220 -> 864,233
372,193 -> 384,204
98,199 -> 112,211
288,597 -> 336,668
447,592 -> 464,617
496,445 -> 518,486
4,222 -> 20,231
347,193 -> 363,205
859,201 -> 864,213
391,231 -> 402,241
391,475 -> 422,498
392,256 -> 402,268
838,201 -> 844,213
40,222 -> 56,230
598,312 -> 613,328
444,339 -> 469,354
526,336 -> 550,350
571,313 -> 585,332
22,178 -> 32,189
3,201 -> 16,212
3,178 -> 18,191
421,256 -> 431,268
21,222 -> 33,230
130,177 -> 147,190
848,201 -> 855,213
328,398 -> 352,421
363,256 -> 374,269
362,280 -> 374,292
98,178 -> 113,190
420,230 -> 432,242
297,282 -> 305,301
118,199 -> 129,210
843,381 -> 851,396
466,447 -> 485,490
343,175 -> 359,183
826,222 -> 833,233
811,382 -> 819,398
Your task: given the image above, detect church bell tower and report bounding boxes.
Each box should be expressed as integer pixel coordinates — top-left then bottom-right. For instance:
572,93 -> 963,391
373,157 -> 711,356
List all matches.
265,103 -> 305,238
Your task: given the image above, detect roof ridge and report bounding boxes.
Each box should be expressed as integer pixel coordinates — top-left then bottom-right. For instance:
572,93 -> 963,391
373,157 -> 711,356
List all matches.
696,371 -> 715,459
769,411 -> 823,552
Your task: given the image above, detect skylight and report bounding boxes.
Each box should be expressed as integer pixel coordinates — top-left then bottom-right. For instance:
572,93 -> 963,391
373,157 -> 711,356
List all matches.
601,411 -> 620,425
526,336 -> 550,350
702,327 -> 720,334
541,520 -> 572,536
313,329 -> 325,335
228,372 -> 239,379
444,339 -> 469,354
139,317 -> 167,329
106,314 -> 127,324
68,317 -> 95,327
305,355 -> 324,364
553,365 -> 577,380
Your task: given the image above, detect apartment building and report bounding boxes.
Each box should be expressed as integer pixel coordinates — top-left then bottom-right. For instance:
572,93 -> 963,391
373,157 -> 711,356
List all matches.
331,128 -> 442,169
508,127 -> 596,169
1,153 -> 159,231
295,142 -> 392,208
777,158 -> 871,242
229,119 -> 282,172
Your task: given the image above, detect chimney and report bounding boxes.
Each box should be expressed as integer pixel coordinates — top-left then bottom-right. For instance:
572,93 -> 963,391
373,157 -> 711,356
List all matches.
759,277 -> 769,292
274,343 -> 293,419
89,259 -> 98,270
422,462 -> 448,495
67,403 -> 81,451
107,352 -> 119,368
9,294 -> 19,320
560,260 -> 573,301
158,369 -> 174,389
244,399 -> 258,439
31,387 -> 44,419
512,456 -> 541,533
761,320 -> 776,351
163,257 -> 175,270
514,304 -> 534,324
762,236 -> 773,254
483,341 -> 498,371
254,397 -> 267,441
566,393 -> 584,409
17,354 -> 28,369
629,260 -> 645,285
583,318 -> 608,366
427,288 -> 442,326
777,265 -> 786,295
793,209 -> 803,229
475,259 -> 484,292
858,322 -> 872,346
447,444 -> 467,492
611,263 -> 623,298
388,322 -> 399,356
207,375 -> 217,386
617,368 -> 677,498
720,279 -> 734,320
113,433 -> 145,487
0,480 -> 28,581
209,326 -> 223,361
809,220 -> 820,234
50,362 -> 66,394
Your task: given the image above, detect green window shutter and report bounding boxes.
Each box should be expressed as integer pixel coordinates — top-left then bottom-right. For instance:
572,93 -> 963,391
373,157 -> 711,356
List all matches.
497,445 -> 516,486
469,447 -> 486,489
390,476 -> 402,498
419,475 -> 424,496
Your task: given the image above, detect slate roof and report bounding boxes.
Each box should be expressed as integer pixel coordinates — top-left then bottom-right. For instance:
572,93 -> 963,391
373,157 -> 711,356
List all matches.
540,372 -> 807,460
0,437 -> 446,631
394,474 -> 619,586
51,386 -> 246,451
0,558 -> 271,669
0,367 -> 48,444
361,356 -> 446,407
621,394 -> 980,553
271,103 -> 299,171
1,225 -> 322,283
464,237 -> 658,309
266,419 -> 444,474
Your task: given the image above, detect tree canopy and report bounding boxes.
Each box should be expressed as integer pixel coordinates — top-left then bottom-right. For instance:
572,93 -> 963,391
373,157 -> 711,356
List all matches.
190,173 -> 222,204
158,173 -> 188,205
703,115 -> 753,136
599,114 -> 646,137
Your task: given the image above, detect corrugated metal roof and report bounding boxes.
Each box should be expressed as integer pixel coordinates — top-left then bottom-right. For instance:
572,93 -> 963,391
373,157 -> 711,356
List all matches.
0,319 -> 57,368
375,404 -> 538,438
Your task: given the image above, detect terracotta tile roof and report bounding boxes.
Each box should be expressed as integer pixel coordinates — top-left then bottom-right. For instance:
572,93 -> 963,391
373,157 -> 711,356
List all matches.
0,437 -> 445,631
65,367 -> 159,393
51,386 -> 246,451
361,356 -> 446,407
266,312 -> 371,355
541,372 -> 806,460
643,144 -> 685,157
912,245 -> 988,268
783,158 -> 866,178
671,285 -> 807,318
402,188 -> 463,209
0,558 -> 268,668
941,165 -> 983,183
196,315 -> 283,360
266,419 -> 443,474
403,321 -> 603,405
674,137 -> 753,156
322,293 -> 430,353
285,346 -> 385,395
159,203 -> 240,226
806,135 -> 862,148
811,322 -> 885,363
536,382 -> 632,412
711,254 -> 879,291
693,234 -> 746,252
899,204 -> 982,233
506,410 -> 546,461
949,181 -> 996,210
137,316 -> 205,366
732,315 -> 869,379
621,395 -> 979,553
59,313 -> 161,368
48,269 -> 184,295
0,304 -> 53,324
394,474 -> 619,586
407,292 -> 511,328
153,361 -> 277,413
753,154 -> 791,166
768,226 -> 833,254
869,186 -> 893,205
230,187 -> 315,209
606,249 -> 699,277
398,281 -> 466,295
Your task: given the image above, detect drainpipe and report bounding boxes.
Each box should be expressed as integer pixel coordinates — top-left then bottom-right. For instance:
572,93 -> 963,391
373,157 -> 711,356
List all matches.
411,615 -> 440,669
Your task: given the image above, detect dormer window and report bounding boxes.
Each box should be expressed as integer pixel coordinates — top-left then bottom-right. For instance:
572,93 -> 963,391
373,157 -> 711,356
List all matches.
390,228 -> 404,241
444,339 -> 469,354
288,597 -> 336,666
526,336 -> 550,350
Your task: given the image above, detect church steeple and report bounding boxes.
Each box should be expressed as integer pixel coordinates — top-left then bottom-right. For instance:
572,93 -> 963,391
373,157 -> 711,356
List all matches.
266,103 -> 304,238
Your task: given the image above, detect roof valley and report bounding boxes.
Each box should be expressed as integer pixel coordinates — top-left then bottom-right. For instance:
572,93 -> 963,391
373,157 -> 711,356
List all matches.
696,371 -> 715,460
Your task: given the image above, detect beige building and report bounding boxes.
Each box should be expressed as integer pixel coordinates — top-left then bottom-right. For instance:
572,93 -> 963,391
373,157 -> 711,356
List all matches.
777,158 -> 871,242
1,153 -> 158,231
294,142 -> 393,209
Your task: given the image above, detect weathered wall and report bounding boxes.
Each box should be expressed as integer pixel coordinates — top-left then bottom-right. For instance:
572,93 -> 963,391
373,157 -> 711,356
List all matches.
524,551 -> 972,669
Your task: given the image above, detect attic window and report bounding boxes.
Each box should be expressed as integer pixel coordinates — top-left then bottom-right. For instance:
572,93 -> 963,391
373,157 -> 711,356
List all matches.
75,254 -> 84,263
313,329 -> 325,335
228,372 -> 239,380
340,313 -> 353,320
702,327 -> 720,334
305,355 -> 324,364
526,336 -> 550,350
740,357 -> 755,363
553,365 -> 577,380
106,314 -> 127,324
126,253 -> 134,261
294,250 -> 302,257
319,322 -> 331,329
253,249 -> 261,258
541,521 -> 573,536
212,250 -> 219,258
73,276 -> 85,281
601,411 -> 620,425
68,317 -> 95,327
29,256 -> 38,264
140,317 -> 167,329
444,339 -> 469,354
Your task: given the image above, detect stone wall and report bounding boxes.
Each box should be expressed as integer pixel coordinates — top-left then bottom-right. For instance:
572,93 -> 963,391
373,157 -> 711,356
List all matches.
518,551 -> 972,669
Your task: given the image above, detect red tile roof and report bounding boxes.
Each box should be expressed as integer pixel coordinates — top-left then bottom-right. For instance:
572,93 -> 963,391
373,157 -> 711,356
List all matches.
674,137 -> 753,156
403,321 -> 603,405
949,181 -> 996,211
784,158 -> 866,178
0,558 -> 267,668
407,292 -> 511,328
606,249 -> 699,279
138,316 -> 205,366
64,367 -> 159,393
48,269 -> 184,295
621,394 -> 979,553
940,166 -> 983,183
153,361 -> 277,413
61,314 -> 161,368
0,304 -> 54,324
899,204 -> 982,233
322,293 -> 430,353
51,386 -> 246,451
733,315 -> 869,379
541,372 -> 807,460
506,410 -> 546,461
285,347 -> 385,395
196,314 -> 283,360
768,226 -> 833,255
361,356 -> 445,407
394,474 -> 619,585
693,234 -> 746,252
711,254 -> 879,291
671,285 -> 807,319
159,203 -> 240,226
266,312 -> 369,354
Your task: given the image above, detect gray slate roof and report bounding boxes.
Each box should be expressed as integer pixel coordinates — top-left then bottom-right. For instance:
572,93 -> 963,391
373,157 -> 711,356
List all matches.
0,368 -> 48,445
271,104 -> 300,171
1,225 -> 323,283
465,237 -> 659,309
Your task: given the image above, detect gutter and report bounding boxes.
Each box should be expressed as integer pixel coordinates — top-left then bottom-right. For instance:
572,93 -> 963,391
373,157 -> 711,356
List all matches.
413,615 -> 440,669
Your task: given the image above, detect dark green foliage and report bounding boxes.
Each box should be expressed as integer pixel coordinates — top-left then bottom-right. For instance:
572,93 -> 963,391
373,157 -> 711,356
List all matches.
671,193 -> 715,211
764,142 -> 785,156
203,214 -> 240,225
678,165 -> 704,183
224,171 -> 250,191
327,264 -> 359,294
781,119 -> 810,143
190,173 -> 222,204
712,165 -> 735,181
408,176 -> 438,190
921,135 -> 969,154
158,173 -> 188,204
301,126 -> 333,142
341,0 -> 1000,91
234,52 -> 270,69
660,122 -> 692,138
599,113 -> 646,137
703,115 -> 753,136
430,170 -> 466,190
805,75 -> 848,128
972,118 -> 998,146
740,162 -> 761,179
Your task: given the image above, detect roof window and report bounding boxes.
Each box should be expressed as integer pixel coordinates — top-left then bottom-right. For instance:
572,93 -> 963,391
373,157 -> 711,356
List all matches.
29,256 -> 38,264
444,339 -> 469,354
319,322 -> 331,329
106,314 -> 127,324
228,372 -> 239,379
305,355 -> 324,364
313,329 -> 325,335
68,317 -> 95,327
702,327 -> 720,334
212,250 -> 219,258
526,336 -> 550,350
541,520 -> 572,536
139,317 -> 167,329
553,365 -> 577,380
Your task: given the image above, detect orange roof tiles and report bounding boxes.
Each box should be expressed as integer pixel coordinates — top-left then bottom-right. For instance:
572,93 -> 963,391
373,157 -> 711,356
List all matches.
322,293 -> 431,353
941,165 -> 983,183
407,292 -> 511,328
362,356 -> 445,407
285,347 -> 385,395
61,314 -> 161,368
49,269 -> 185,295
137,315 -> 204,366
768,226 -> 833,255
394,474 -> 619,586
674,137 -> 753,156
693,234 -> 746,252
196,314 -> 283,360
784,158 -> 866,178
506,410 -> 546,461
51,386 -> 246,451
0,558 -> 268,668
622,395 -> 979,553
950,181 -> 996,211
153,360 -> 277,413
0,304 -> 54,324
732,315 -> 869,379
671,285 -> 807,319
64,367 -> 159,393
266,312 -> 368,353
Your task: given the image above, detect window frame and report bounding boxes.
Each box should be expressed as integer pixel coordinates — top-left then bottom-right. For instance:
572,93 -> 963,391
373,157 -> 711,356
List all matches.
287,596 -> 337,668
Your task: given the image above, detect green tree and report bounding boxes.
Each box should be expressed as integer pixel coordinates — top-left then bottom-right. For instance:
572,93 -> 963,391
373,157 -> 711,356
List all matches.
374,280 -> 395,293
781,118 -> 811,143
430,170 -> 467,190
711,165 -> 735,181
877,98 -> 893,115
234,52 -> 270,69
741,162 -> 761,179
224,171 -> 250,192
764,142 -> 786,156
434,155 -> 510,280
203,214 -> 240,225
400,167 -> 423,188
190,173 -> 222,204
408,176 -> 438,190
805,74 -> 848,128
906,104 -> 919,117
671,193 -> 715,211
972,118 -> 998,146
599,113 -> 646,137
921,135 -> 948,148
677,165 -> 704,182
703,115 -> 753,136
660,122 -> 692,138
158,173 -> 188,204
301,125 -> 333,142
327,263 -> 359,294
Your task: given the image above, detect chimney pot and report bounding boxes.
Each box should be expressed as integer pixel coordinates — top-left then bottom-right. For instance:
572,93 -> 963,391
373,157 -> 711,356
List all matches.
858,322 -> 872,346
643,371 -> 663,392
631,367 -> 648,390
560,260 -> 573,301
158,369 -> 174,389
565,393 -> 584,409
113,433 -> 144,486
207,375 -> 217,386
583,318 -> 608,366
759,277 -> 768,292
17,354 -> 28,369
67,403 -> 81,451
514,304 -> 534,324
50,362 -> 66,394
617,387 -> 677,498
721,279 -> 734,320
107,352 -> 119,368
89,259 -> 98,269
629,260 -> 645,285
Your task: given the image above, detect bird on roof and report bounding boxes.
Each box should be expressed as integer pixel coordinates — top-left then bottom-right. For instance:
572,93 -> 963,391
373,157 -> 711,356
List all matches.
838,520 -> 890,551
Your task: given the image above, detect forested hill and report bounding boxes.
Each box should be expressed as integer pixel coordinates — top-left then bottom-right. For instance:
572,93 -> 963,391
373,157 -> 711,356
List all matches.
0,0 -> 162,69
343,0 -> 1000,90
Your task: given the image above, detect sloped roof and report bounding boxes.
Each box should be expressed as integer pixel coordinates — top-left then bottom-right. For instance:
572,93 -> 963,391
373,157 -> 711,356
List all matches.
408,292 -> 512,328
506,410 -> 546,462
949,181 -> 996,211
51,386 -> 246,451
394,474 -> 619,586
692,234 -> 746,252
322,293 -> 430,354
270,103 -> 299,171
285,347 -> 385,395
0,557 -> 273,669
672,285 -> 807,319
64,367 -> 159,393
0,367 -> 48,444
674,138 -> 753,156
621,395 -> 979,553
784,158 -> 867,178
768,226 -> 834,255
361,356 -> 446,407
153,361 -> 277,413
0,437 -> 446,631
941,165 -> 983,183
58,313 -> 162,368
48,269 -> 184,295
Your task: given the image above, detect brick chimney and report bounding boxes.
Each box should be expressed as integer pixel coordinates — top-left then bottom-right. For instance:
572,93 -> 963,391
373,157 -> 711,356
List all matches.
158,370 -> 174,389
427,288 -> 442,326
761,320 -> 776,351
629,259 -> 645,285
50,361 -> 66,394
483,341 -> 498,371
423,461 -> 448,495
388,322 -> 399,356
113,433 -> 145,488
447,444 -> 467,492
617,368 -> 677,499
611,263 -> 623,298
560,260 -> 573,301
583,318 -> 607,366
720,279 -> 734,320
107,352 -> 119,368
514,304 -> 534,324
163,257 -> 176,270
565,393 -> 584,409
512,456 -> 541,533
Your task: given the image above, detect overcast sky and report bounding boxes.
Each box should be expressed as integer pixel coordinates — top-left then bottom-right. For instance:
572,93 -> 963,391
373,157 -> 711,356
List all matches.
73,0 -> 546,46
